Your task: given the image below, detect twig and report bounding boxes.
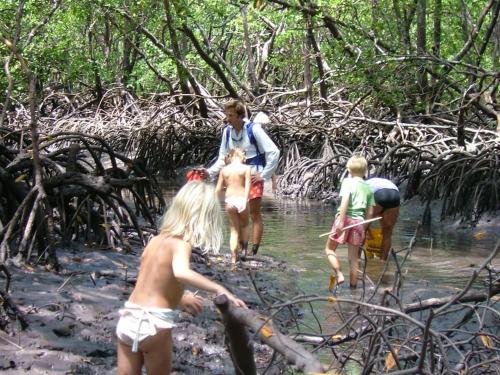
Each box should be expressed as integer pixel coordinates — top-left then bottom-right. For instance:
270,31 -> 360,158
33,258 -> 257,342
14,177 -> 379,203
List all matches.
318,217 -> 382,237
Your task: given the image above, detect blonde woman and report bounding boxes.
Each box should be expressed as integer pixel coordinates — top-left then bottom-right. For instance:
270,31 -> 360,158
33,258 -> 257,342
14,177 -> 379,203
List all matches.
116,181 -> 246,375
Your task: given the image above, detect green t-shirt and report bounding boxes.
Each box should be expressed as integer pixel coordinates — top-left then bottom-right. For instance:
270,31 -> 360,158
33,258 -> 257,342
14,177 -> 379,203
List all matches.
336,177 -> 375,220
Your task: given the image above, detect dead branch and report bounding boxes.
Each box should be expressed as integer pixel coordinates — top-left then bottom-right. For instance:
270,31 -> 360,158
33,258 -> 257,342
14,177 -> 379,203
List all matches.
214,294 -> 324,374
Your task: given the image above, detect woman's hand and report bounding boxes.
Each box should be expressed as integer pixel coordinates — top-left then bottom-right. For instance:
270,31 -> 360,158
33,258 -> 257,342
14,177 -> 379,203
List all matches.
216,287 -> 248,309
251,173 -> 263,183
365,228 -> 373,241
179,292 -> 204,316
197,168 -> 209,180
227,295 -> 247,308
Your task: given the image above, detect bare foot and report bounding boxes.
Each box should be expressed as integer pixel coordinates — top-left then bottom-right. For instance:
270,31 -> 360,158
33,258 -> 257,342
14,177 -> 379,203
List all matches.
329,273 -> 345,295
230,254 -> 237,270
336,272 -> 345,286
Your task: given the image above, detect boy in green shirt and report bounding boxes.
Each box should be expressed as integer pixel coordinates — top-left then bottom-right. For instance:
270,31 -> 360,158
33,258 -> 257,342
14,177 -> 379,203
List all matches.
324,155 -> 375,289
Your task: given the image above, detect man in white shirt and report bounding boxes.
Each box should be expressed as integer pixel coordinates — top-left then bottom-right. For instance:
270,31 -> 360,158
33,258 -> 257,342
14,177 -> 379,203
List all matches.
202,100 -> 280,257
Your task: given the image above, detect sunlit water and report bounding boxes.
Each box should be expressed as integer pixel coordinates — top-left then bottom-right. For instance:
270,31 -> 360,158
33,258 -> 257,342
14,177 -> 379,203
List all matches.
259,195 -> 498,330
163,186 -> 499,333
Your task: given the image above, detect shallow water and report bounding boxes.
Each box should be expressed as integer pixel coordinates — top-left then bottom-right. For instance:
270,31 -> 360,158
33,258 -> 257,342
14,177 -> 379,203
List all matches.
163,186 -> 498,320
257,195 -> 499,330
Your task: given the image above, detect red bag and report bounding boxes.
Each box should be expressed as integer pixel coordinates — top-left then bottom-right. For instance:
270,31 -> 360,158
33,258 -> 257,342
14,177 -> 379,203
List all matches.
186,169 -> 205,182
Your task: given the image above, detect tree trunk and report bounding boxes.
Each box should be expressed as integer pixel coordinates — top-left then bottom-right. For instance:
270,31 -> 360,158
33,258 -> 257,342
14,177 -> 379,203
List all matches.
460,0 -> 474,84
392,0 -> 409,52
493,4 -> 500,74
163,0 -> 191,101
163,0 -> 208,117
402,0 -> 418,53
194,23 -> 254,99
181,25 -> 239,98
303,36 -> 313,108
416,0 -> 428,112
429,0 -> 442,110
432,0 -> 441,57
371,0 -> 379,39
256,17 -> 282,86
475,0 -> 500,67
306,12 -> 327,101
88,28 -> 104,103
493,2 -> 500,135
0,0 -> 25,127
121,1 -> 134,86
241,5 -> 258,95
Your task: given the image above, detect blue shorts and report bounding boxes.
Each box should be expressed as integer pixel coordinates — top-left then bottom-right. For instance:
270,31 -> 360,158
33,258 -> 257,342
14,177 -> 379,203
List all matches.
374,189 -> 400,209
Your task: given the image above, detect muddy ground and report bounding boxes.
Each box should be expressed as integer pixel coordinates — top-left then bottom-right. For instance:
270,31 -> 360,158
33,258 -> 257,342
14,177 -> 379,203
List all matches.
0,242 -> 294,374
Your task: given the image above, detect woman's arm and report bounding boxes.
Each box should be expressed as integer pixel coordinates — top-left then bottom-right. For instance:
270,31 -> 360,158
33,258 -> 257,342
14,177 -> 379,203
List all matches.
252,124 -> 280,181
244,167 -> 251,201
364,205 -> 375,230
206,129 -> 229,178
172,241 -> 246,307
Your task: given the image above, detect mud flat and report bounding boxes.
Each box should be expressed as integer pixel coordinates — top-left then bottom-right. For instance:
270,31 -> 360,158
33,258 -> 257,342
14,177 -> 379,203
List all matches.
0,243 -> 295,374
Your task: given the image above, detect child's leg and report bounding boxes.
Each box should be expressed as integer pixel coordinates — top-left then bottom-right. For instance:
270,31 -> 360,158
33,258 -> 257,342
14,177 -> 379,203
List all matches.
117,340 -> 143,375
347,244 -> 360,288
142,328 -> 172,375
226,207 -> 240,264
324,238 -> 344,285
239,208 -> 250,259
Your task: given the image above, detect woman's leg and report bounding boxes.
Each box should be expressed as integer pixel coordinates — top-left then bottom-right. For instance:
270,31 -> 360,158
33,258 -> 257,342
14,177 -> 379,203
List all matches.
381,206 -> 399,260
117,340 -> 143,375
325,238 -> 344,285
249,197 -> 263,254
226,206 -> 241,264
347,244 -> 359,288
371,204 -> 384,219
142,329 -> 172,375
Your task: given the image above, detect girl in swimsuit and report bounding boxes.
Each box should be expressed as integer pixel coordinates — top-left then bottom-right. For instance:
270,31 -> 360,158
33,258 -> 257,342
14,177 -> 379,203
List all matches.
116,181 -> 246,375
215,147 -> 251,266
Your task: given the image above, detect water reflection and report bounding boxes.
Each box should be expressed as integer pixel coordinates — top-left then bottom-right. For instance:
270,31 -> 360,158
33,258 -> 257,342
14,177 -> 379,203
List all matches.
258,195 -> 498,332
163,186 -> 498,331
259,196 -> 497,290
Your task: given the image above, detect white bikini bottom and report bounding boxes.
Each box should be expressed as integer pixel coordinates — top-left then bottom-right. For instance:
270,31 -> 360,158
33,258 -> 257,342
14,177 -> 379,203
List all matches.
116,301 -> 176,352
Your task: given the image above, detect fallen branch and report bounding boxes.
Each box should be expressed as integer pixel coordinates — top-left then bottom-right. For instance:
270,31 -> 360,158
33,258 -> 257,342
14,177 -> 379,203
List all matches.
214,294 -> 324,374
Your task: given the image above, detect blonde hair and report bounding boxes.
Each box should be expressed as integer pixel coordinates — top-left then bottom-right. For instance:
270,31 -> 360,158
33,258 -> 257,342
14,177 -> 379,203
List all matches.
228,147 -> 245,163
160,181 -> 222,254
346,155 -> 368,177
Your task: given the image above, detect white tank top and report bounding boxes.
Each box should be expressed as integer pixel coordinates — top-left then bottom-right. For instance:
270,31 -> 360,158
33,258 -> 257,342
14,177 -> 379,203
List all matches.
366,178 -> 398,192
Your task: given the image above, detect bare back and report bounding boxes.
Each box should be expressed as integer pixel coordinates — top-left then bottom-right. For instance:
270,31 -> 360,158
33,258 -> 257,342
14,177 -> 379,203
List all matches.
128,235 -> 185,309
220,162 -> 250,198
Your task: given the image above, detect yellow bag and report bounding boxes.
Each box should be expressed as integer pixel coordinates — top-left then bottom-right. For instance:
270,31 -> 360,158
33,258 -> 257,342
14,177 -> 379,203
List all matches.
365,227 -> 383,258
